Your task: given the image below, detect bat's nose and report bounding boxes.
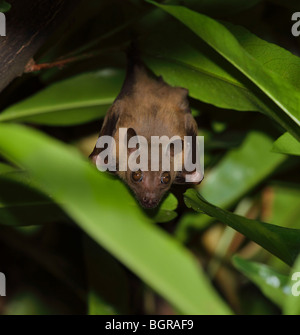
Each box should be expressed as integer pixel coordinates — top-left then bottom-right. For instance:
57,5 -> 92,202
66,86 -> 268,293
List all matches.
141,196 -> 158,209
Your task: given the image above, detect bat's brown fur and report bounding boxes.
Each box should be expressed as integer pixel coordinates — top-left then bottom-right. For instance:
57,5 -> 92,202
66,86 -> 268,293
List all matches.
90,64 -> 202,208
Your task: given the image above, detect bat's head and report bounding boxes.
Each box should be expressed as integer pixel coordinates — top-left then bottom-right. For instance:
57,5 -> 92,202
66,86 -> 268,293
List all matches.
90,125 -> 203,209
126,169 -> 175,209
118,128 -> 202,209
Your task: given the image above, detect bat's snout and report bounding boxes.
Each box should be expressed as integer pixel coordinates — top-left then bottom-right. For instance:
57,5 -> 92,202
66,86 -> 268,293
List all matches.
140,196 -> 159,209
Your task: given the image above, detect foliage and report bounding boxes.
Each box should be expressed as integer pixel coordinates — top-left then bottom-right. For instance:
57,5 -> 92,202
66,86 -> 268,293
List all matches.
0,0 -> 299,315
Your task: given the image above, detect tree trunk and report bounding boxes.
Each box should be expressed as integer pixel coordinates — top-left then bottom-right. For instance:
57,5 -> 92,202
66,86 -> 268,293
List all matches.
0,0 -> 79,93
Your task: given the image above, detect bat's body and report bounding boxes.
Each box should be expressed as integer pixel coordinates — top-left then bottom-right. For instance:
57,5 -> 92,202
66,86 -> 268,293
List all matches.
90,62 -> 202,208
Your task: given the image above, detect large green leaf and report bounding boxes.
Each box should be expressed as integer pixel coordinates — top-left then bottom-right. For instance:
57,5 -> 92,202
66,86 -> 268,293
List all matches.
184,188 -> 300,266
142,15 -> 300,112
272,132 -> 300,156
0,162 -> 15,175
233,256 -> 291,308
199,132 -> 285,208
223,22 -> 300,91
0,123 -> 231,315
146,2 -> 300,140
175,131 -> 286,241
0,163 -> 177,226
0,69 -> 124,126
141,23 -> 273,113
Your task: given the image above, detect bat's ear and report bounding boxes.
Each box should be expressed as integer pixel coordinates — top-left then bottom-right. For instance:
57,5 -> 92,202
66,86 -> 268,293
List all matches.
175,87 -> 189,111
127,127 -> 137,141
89,147 -> 100,165
174,169 -> 204,185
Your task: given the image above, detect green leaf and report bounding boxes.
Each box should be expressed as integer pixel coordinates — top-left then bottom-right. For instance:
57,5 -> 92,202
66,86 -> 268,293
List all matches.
0,1 -> 10,12
199,132 -> 285,208
223,22 -> 300,91
146,2 -> 300,140
283,255 -> 300,315
163,0 -> 263,16
4,291 -> 54,315
141,23 -> 271,113
233,256 -> 291,308
0,123 -> 231,315
175,131 -> 286,241
184,188 -> 300,266
269,186 -> 300,229
272,132 -> 300,156
141,19 -> 300,138
0,69 -> 125,126
151,193 -> 178,223
0,162 -> 15,175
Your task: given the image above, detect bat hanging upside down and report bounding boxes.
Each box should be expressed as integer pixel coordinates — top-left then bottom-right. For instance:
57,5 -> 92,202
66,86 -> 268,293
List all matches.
89,61 -> 203,209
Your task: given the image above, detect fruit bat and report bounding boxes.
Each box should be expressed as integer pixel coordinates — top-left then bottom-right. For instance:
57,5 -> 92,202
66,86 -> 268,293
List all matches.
90,61 -> 203,208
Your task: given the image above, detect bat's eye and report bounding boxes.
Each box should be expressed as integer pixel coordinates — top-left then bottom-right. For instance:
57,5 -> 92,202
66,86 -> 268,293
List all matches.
161,172 -> 171,184
132,170 -> 143,182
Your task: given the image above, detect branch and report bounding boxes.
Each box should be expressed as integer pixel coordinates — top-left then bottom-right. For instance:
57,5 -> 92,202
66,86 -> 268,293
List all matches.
0,0 -> 80,93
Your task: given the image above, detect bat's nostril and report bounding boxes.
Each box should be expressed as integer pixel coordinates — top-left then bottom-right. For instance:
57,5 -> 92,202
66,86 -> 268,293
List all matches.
140,196 -> 159,209
142,197 -> 154,205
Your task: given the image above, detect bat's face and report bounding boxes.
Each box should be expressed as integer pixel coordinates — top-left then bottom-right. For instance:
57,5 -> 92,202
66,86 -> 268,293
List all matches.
91,125 -> 203,209
123,168 -> 177,209
118,128 -> 184,209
